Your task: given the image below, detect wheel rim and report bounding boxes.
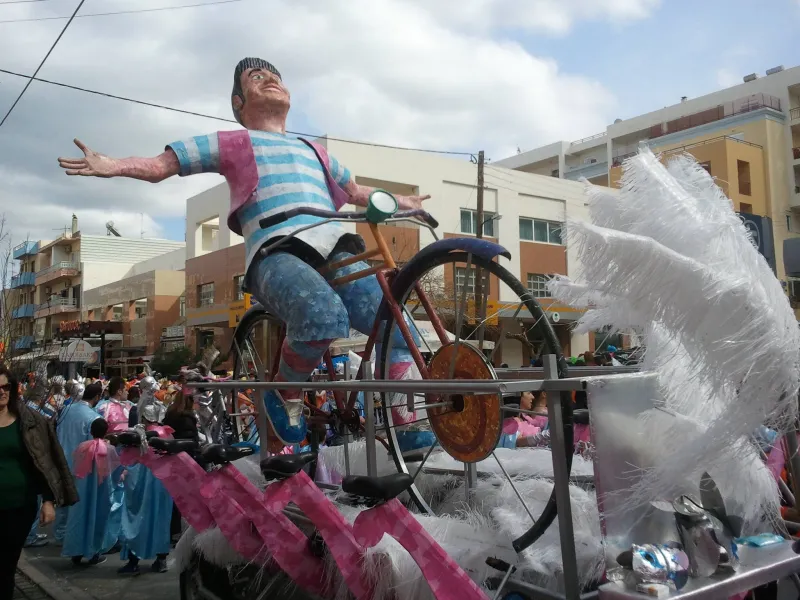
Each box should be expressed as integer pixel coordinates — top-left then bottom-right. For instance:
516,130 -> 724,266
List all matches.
378,251 -> 570,548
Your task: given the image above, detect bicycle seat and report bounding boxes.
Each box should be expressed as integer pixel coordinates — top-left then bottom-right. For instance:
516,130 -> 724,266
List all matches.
109,430 -> 143,447
341,473 -> 414,502
200,444 -> 255,465
573,409 -> 590,425
260,452 -> 317,480
149,438 -> 199,455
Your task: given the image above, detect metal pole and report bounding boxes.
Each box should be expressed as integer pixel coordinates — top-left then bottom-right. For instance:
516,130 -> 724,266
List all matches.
544,354 -> 581,600
342,360 -> 351,477
474,151 -> 487,353
364,360 -> 377,478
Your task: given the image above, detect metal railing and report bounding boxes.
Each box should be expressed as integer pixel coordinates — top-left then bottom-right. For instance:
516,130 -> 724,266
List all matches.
791,107 -> 800,120
10,272 -> 36,288
36,261 -> 78,277
570,132 -> 606,146
659,135 -> 762,156
12,241 -> 39,259
36,298 -> 77,312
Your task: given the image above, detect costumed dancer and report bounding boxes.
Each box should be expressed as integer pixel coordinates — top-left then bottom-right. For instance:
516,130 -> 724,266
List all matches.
95,376 -> 131,433
64,417 -> 119,565
58,57 -> 429,454
119,400 -> 174,574
53,381 -> 90,543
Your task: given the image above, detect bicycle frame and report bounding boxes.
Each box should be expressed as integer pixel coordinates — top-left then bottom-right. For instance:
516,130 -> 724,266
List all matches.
265,217 -> 452,422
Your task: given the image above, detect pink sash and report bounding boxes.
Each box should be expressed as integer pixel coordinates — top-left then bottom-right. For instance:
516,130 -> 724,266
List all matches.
73,439 -> 120,483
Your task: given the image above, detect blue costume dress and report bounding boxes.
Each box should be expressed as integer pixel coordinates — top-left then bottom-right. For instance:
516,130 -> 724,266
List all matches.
120,426 -> 173,562
62,443 -> 118,559
94,400 -> 127,540
55,401 -> 100,543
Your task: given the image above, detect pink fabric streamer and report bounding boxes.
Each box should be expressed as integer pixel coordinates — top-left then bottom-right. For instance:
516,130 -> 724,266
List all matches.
73,439 -> 120,483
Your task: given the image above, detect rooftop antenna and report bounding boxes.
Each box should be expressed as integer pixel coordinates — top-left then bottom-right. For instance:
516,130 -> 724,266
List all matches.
140,213 -> 145,239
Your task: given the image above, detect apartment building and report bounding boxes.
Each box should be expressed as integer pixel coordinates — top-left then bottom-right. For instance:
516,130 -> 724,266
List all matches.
9,215 -> 185,367
496,64 -> 800,299
183,141 -> 606,369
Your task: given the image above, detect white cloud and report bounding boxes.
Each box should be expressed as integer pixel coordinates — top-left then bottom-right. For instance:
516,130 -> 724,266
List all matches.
715,68 -> 742,89
0,0 -> 655,245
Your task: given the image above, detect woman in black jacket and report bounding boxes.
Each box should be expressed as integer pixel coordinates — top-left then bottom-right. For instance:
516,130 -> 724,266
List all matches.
163,390 -> 199,442
0,367 -> 78,599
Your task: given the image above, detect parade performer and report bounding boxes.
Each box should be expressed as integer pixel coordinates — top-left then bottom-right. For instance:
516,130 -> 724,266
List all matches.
95,376 -> 131,433
53,381 -> 91,543
65,417 -> 119,565
118,405 -> 174,575
58,58 -> 429,445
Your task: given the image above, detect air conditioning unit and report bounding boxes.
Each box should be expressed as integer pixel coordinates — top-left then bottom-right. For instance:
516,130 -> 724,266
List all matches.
583,158 -> 597,165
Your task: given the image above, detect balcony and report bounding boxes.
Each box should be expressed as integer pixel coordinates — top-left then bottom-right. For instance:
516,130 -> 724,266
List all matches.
10,272 -> 35,288
13,241 -> 39,260
35,297 -> 78,318
14,336 -> 34,351
12,304 -> 35,319
792,107 -> 800,121
35,262 -> 79,285
564,160 -> 609,181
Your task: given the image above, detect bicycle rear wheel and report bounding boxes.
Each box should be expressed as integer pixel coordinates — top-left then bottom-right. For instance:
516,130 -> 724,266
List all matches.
378,250 -> 572,552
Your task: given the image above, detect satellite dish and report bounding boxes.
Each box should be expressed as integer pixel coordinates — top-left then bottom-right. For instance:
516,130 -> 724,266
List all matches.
551,312 -> 561,323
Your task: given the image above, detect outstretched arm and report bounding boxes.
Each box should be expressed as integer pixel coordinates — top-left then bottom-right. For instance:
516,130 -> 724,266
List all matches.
342,180 -> 430,211
58,139 -> 180,183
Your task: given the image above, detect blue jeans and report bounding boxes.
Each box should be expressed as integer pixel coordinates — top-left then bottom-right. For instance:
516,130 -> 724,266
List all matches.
25,497 -> 42,544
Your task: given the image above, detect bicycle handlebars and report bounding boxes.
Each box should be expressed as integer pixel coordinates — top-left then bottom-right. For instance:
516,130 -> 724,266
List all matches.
259,207 -> 439,231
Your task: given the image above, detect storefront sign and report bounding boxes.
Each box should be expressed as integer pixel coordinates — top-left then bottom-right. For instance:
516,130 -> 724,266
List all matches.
228,294 -> 256,327
105,355 -> 154,367
58,339 -> 100,363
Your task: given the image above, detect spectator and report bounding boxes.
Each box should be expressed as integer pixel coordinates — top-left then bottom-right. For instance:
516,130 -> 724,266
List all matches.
127,386 -> 141,427
0,367 -> 78,600
163,390 -> 199,442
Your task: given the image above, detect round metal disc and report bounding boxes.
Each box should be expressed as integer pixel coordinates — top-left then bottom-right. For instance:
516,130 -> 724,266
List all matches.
426,342 -> 502,463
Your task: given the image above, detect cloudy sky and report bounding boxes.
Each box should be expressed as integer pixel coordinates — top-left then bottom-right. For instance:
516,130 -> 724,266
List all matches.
0,0 -> 797,246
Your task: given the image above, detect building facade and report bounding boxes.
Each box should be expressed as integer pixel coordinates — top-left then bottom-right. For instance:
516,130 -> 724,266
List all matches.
495,64 -> 800,303
183,141 -> 599,368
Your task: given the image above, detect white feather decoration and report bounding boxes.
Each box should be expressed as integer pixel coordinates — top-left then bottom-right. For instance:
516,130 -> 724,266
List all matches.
549,148 -> 798,528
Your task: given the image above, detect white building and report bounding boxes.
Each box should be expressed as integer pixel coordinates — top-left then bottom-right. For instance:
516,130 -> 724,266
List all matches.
185,140 -> 599,366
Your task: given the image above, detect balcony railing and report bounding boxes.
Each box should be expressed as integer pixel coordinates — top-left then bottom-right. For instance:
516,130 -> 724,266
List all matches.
10,272 -> 36,288
36,298 -> 77,313
791,107 -> 800,120
12,241 -> 39,260
571,132 -> 606,146
14,336 -> 34,351
12,304 -> 35,319
36,261 -> 78,277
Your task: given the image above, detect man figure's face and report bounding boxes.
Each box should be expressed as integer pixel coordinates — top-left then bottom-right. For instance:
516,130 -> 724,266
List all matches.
235,67 -> 290,126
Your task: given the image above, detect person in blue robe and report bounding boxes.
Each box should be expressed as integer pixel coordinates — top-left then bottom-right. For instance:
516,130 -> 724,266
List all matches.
63,418 -> 117,564
54,382 -> 98,544
118,406 -> 173,575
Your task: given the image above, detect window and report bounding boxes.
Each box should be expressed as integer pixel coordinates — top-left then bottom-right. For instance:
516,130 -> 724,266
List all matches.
699,161 -> 711,175
527,274 -> 551,298
737,160 -> 751,196
460,209 -> 495,237
198,330 -> 214,351
234,275 -> 245,301
519,218 -> 563,245
179,296 -> 186,318
455,266 -> 489,296
198,283 -> 215,307
740,203 -> 753,214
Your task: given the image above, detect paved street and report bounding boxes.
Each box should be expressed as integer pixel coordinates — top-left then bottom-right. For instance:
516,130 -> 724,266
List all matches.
16,525 -> 180,600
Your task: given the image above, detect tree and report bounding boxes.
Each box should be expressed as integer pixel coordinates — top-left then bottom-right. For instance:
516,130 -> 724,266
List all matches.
150,345 -> 193,377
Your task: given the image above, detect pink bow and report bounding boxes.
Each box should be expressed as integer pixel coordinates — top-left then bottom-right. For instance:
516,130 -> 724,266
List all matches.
73,439 -> 120,483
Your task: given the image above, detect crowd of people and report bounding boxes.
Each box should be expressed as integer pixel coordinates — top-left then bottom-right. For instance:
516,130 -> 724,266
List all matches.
0,368 -> 207,598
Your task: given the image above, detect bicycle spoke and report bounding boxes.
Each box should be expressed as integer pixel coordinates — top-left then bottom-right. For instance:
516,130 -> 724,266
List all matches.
492,451 -> 537,525
412,440 -> 440,481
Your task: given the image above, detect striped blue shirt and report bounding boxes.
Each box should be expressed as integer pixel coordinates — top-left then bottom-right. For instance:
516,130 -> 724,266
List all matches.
168,131 -> 352,272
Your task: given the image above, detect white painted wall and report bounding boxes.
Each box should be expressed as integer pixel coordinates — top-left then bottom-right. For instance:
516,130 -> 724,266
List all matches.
124,247 -> 186,278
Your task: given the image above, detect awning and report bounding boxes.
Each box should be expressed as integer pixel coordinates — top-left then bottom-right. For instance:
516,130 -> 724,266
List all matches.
329,322 -> 493,355
11,348 -> 60,362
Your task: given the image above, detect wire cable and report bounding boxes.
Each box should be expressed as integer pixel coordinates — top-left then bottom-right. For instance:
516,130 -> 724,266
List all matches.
0,0 -> 49,4
0,0 -> 85,129
0,0 -> 243,23
0,67 -> 477,155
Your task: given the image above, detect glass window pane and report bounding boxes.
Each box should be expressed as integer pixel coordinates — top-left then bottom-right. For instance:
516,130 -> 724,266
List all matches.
484,213 -> 494,237
519,219 -> 533,241
549,223 -> 563,245
460,210 -> 472,234
533,220 -> 549,242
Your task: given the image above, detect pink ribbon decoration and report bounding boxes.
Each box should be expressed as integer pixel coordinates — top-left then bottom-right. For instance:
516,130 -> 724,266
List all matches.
502,417 -> 519,435
73,439 -> 120,483
353,498 -> 489,600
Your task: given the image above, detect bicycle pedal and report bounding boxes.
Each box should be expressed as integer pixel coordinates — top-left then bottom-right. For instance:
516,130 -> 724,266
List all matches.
308,531 -> 327,558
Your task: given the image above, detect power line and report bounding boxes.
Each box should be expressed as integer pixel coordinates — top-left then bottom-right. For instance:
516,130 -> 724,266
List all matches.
0,0 -> 85,129
0,0 -> 243,23
0,68 -> 477,156
0,0 -> 50,4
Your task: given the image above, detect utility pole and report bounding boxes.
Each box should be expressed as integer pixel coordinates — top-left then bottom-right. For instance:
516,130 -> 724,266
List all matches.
474,151 -> 487,354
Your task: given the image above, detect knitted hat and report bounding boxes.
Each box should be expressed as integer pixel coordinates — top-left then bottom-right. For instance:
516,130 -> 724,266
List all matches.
231,57 -> 282,125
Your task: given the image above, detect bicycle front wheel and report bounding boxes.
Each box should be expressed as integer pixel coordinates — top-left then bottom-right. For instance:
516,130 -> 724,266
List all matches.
378,250 -> 572,553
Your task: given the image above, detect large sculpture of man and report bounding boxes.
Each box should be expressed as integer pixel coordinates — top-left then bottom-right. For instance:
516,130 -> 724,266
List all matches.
59,58 -> 428,445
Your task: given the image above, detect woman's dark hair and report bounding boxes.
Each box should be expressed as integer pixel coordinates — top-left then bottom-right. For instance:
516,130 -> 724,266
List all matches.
166,389 -> 194,416
0,366 -> 20,415
127,386 -> 141,402
108,376 -> 125,398
90,418 -> 109,439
